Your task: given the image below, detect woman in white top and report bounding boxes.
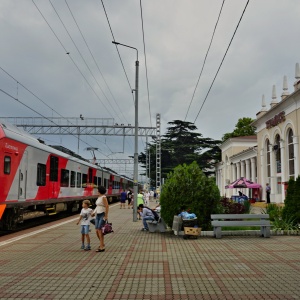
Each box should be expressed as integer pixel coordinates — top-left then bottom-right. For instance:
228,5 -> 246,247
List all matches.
92,186 -> 109,252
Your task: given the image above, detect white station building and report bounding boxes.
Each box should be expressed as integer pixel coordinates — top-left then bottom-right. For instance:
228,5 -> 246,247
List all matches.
215,63 -> 300,203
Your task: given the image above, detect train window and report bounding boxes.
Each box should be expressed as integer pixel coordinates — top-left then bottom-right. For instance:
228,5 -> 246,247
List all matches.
93,176 -> 97,188
50,156 -> 58,182
4,156 -> 11,174
76,173 -> 81,188
70,171 -> 76,187
88,168 -> 93,183
36,163 -> 46,186
104,178 -> 108,188
61,169 -> 69,187
82,174 -> 87,188
98,177 -> 102,187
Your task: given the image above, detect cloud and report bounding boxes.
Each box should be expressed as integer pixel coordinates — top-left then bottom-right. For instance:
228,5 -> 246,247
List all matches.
1,0 -> 300,177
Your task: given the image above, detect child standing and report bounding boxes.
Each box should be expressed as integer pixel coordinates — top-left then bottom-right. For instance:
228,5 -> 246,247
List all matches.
76,200 -> 93,251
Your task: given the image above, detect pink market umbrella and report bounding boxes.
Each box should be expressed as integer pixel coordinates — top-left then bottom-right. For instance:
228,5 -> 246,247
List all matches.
225,177 -> 261,189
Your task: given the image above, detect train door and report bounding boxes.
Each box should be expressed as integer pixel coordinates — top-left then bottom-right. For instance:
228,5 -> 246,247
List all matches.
18,151 -> 28,200
49,155 -> 59,199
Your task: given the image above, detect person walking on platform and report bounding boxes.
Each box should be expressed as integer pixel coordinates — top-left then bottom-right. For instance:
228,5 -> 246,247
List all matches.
76,200 -> 93,251
266,183 -> 271,204
127,190 -> 133,209
120,190 -> 127,209
92,186 -> 109,252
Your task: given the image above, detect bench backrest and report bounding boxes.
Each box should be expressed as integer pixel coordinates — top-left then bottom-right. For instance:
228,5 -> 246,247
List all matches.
211,214 -> 269,220
211,220 -> 271,226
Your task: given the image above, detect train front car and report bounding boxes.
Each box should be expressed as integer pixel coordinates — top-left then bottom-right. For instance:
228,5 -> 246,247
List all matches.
0,122 -> 34,229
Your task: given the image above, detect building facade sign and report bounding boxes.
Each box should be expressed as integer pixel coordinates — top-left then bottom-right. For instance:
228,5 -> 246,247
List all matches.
265,111 -> 285,129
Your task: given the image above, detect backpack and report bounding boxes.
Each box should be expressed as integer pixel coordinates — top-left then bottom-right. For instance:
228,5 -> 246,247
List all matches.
145,206 -> 160,222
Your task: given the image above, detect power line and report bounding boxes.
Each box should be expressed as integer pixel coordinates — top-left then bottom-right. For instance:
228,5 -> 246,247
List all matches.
0,66 -> 115,155
32,0 -> 114,119
32,0 -> 134,163
65,0 -> 129,125
100,0 -> 135,105
184,0 -> 225,121
49,0 -> 124,124
193,0 -> 250,124
0,86 -> 111,157
139,0 -> 152,127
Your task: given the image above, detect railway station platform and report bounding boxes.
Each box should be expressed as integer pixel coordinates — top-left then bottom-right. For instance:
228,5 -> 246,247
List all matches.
0,200 -> 299,300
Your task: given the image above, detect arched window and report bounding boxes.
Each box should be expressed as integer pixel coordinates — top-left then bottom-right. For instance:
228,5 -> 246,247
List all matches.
266,139 -> 270,180
288,129 -> 295,179
274,134 -> 281,173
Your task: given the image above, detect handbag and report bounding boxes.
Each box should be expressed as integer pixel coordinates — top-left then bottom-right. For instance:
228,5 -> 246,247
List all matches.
101,220 -> 114,235
90,218 -> 95,225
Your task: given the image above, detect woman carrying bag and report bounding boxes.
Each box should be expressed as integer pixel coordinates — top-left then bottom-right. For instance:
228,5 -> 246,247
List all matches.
92,186 -> 109,252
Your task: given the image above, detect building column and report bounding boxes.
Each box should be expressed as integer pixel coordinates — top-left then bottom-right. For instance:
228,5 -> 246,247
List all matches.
240,161 -> 245,177
280,139 -> 286,202
260,149 -> 265,200
293,136 -> 299,178
269,144 -> 275,201
232,163 -> 237,181
250,157 -> 256,182
236,162 -> 241,179
245,159 -> 251,179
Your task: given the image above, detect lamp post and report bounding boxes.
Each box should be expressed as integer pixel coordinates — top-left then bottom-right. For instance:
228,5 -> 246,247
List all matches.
112,41 -> 139,222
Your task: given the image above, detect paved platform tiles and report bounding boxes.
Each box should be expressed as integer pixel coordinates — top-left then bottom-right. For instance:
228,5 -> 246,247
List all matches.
0,202 -> 300,300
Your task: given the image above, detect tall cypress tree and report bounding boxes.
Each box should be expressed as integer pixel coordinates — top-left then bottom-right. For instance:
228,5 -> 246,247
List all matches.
282,177 -> 300,224
138,120 -> 221,185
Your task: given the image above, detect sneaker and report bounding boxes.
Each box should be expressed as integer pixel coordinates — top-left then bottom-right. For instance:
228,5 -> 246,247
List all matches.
81,245 -> 85,249
84,247 -> 91,251
141,228 -> 148,231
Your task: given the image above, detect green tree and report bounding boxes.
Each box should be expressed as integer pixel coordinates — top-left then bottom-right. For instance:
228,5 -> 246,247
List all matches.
222,117 -> 256,142
160,161 -> 221,230
138,120 -> 221,185
282,177 -> 300,224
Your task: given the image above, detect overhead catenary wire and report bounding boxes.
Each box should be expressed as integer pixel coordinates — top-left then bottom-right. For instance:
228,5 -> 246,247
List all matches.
48,0 -> 124,123
184,0 -> 225,122
0,66 -> 115,156
100,0 -> 135,105
0,87 -> 111,158
65,0 -> 129,125
32,0 -> 114,120
193,0 -> 250,124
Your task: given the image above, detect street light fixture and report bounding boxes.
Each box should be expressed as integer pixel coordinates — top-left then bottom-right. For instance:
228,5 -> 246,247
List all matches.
112,41 -> 139,222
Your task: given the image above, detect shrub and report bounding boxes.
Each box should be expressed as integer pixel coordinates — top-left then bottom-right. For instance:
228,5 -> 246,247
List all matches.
266,203 -> 283,221
282,177 -> 300,225
160,161 -> 221,230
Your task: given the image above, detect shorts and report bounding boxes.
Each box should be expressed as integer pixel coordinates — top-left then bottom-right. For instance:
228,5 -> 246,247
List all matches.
120,199 -> 126,203
81,225 -> 90,235
95,212 -> 105,229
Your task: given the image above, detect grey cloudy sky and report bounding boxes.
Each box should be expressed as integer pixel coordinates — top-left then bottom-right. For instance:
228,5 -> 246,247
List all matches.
1,0 -> 300,176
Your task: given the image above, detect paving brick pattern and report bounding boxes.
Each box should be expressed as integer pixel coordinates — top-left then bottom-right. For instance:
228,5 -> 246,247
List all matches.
0,202 -> 299,300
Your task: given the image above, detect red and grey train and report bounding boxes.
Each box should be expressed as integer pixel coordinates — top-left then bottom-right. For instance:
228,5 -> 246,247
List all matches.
0,120 -> 136,230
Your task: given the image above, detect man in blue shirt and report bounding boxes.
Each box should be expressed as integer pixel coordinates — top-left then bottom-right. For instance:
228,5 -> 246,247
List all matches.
120,190 -> 127,209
